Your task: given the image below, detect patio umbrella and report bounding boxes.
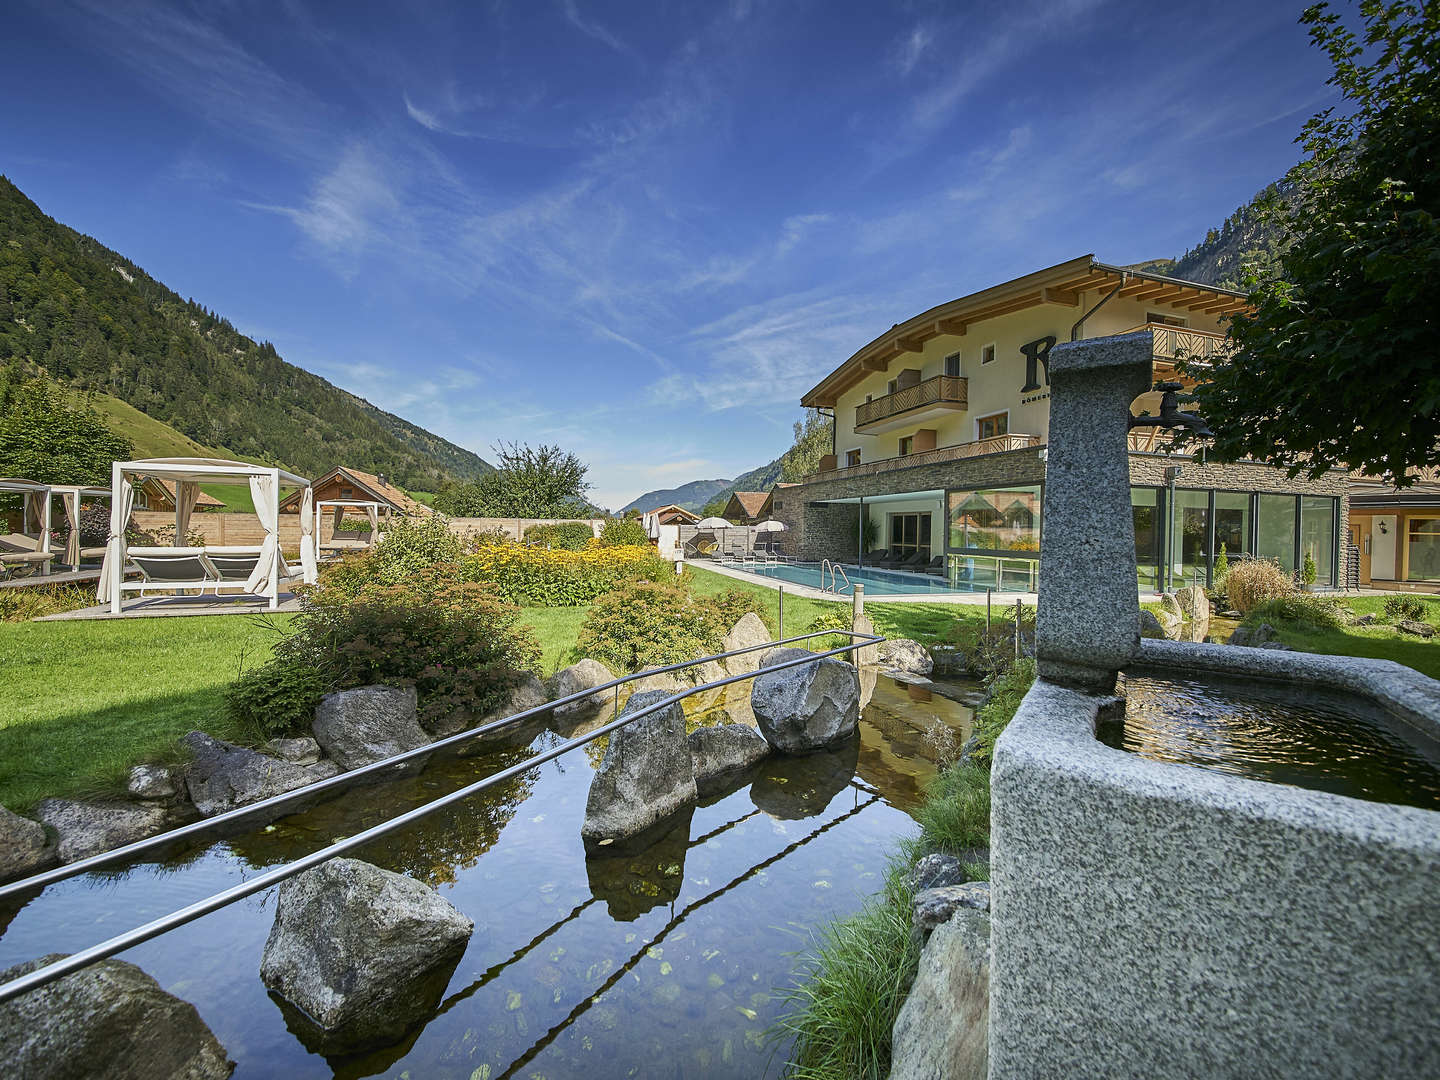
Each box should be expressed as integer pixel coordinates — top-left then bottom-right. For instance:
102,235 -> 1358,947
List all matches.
695,517 -> 733,528
753,520 -> 786,532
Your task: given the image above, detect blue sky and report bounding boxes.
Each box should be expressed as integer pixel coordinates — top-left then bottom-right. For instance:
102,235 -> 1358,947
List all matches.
4,0 -> 1336,509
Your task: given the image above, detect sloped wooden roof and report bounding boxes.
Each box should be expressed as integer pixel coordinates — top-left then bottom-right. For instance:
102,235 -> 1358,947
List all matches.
278,467 -> 432,515
724,491 -> 770,520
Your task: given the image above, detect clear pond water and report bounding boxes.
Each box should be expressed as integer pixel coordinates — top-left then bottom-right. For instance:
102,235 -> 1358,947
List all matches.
1106,672 -> 1440,811
0,674 -> 975,1079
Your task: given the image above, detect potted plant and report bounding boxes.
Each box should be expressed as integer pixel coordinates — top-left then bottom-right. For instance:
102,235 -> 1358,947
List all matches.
1301,549 -> 1318,591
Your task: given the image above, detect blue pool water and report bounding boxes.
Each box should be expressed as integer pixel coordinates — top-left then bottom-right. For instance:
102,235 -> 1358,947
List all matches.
731,560 -> 1033,596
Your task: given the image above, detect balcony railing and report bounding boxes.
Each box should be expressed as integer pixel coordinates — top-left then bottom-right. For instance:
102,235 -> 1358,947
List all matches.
809,433 -> 1041,481
855,374 -> 967,430
1122,323 -> 1232,366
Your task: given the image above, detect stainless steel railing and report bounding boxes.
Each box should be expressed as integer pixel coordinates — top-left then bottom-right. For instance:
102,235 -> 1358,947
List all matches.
0,627 -> 883,1004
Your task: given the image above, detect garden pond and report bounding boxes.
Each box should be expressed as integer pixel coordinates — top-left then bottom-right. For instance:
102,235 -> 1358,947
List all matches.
0,673 -> 978,1079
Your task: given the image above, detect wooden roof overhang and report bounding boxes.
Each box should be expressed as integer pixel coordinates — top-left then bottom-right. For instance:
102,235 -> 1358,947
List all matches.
800,256 -> 1251,408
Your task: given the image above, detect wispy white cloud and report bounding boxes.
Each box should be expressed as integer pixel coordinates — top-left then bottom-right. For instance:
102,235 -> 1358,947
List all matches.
246,142 -> 401,263
893,24 -> 934,76
559,0 -> 636,59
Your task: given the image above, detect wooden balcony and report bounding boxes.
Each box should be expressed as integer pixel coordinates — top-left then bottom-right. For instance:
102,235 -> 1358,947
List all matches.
808,433 -> 1041,481
1123,323 -> 1232,367
854,374 -> 968,434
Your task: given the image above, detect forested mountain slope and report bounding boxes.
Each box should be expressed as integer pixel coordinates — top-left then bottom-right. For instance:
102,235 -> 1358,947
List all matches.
0,176 -> 491,489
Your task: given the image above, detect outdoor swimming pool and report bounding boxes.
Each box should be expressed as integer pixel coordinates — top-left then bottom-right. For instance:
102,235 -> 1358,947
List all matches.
729,558 -> 1037,597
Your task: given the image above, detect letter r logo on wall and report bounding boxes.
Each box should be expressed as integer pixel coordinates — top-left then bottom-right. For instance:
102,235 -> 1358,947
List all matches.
1020,335 -> 1057,393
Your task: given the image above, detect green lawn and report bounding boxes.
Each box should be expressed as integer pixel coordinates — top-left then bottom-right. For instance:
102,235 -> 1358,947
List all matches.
0,615 -> 292,810
1260,594 -> 1440,680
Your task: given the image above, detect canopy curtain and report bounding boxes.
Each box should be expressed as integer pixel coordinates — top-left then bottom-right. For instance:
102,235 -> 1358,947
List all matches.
62,491 -> 80,567
23,490 -> 49,552
244,473 -> 279,594
174,481 -> 201,544
299,486 -> 317,583
97,477 -> 135,604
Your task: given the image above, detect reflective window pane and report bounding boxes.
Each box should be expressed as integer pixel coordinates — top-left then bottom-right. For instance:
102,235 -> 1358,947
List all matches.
947,486 -> 1041,553
1170,489 -> 1210,587
1408,518 -> 1440,582
1213,492 -> 1251,560
1132,487 -> 1161,591
1257,494 -> 1297,574
1300,496 -> 1336,586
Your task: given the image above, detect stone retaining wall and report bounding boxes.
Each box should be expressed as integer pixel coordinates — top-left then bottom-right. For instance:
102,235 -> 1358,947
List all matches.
989,642 -> 1440,1078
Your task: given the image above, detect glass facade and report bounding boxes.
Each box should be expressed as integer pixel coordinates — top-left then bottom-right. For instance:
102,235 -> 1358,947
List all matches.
1132,487 -> 1161,591
1407,518 -> 1440,581
1170,489 -> 1210,587
947,486 -> 1041,554
1213,492 -> 1251,561
1300,496 -> 1336,585
1257,494 -> 1298,574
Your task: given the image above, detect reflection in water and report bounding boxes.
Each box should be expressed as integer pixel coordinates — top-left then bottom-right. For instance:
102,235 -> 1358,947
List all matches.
1109,673 -> 1440,810
0,667 -> 984,1079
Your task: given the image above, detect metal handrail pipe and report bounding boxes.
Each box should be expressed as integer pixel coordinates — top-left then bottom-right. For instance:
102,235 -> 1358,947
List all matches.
0,627 -> 866,902
0,632 -> 883,1004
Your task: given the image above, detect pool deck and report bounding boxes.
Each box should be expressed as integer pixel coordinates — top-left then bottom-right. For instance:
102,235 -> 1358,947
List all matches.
687,559 -> 1041,605
38,592 -> 302,620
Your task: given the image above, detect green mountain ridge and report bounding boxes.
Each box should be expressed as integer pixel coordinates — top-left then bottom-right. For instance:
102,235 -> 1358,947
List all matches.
619,478 -> 733,514
0,175 -> 492,489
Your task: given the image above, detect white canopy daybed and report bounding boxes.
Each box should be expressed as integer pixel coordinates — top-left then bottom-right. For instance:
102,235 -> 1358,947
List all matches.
0,478 -> 53,578
317,498 -> 387,556
99,458 -> 317,613
47,484 -> 111,568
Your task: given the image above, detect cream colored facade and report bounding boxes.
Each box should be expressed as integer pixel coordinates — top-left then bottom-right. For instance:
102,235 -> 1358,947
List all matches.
813,258 -> 1240,470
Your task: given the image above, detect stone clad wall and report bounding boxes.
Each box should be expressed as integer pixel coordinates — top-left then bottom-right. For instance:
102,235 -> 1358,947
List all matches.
990,645 -> 1440,1078
774,447 -> 1347,562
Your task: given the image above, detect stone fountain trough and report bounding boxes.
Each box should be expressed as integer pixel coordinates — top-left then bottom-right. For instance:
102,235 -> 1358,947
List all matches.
987,332 -> 1440,1078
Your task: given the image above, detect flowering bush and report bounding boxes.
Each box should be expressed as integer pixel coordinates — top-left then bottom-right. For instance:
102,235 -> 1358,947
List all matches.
458,542 -> 673,606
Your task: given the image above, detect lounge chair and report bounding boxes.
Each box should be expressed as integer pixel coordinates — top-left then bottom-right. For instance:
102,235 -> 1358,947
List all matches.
889,551 -> 927,572
862,549 -> 889,565
128,548 -> 218,596
0,533 -> 54,579
204,546 -> 266,586
925,556 -> 946,576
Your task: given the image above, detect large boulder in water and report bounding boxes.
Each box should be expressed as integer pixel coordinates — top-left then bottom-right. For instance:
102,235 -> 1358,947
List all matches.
750,648 -> 860,753
182,732 -> 340,819
688,724 -> 770,791
259,857 -> 473,1055
877,638 -> 933,676
890,908 -> 991,1080
0,952 -> 233,1078
0,806 -> 54,883
443,675 -> 550,751
548,658 -> 616,717
312,685 -> 431,769
722,612 -> 772,675
581,690 -> 697,844
34,798 -> 171,864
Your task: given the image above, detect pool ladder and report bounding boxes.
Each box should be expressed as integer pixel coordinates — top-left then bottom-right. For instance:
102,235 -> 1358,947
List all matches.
820,559 -> 852,594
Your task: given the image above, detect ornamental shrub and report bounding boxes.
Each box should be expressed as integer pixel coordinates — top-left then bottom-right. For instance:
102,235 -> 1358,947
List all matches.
1301,550 -> 1318,587
598,518 -> 649,547
1224,557 -> 1295,615
1245,595 -> 1347,630
228,575 -> 541,736
1383,595 -> 1426,622
1213,542 -> 1230,587
362,513 -> 463,584
523,521 -> 595,550
458,543 -> 672,606
576,580 -> 743,672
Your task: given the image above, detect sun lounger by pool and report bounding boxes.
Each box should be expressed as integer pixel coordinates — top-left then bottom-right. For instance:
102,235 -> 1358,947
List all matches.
120,546 -> 301,602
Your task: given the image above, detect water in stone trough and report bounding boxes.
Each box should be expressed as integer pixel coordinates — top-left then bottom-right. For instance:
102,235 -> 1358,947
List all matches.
0,674 -> 977,1079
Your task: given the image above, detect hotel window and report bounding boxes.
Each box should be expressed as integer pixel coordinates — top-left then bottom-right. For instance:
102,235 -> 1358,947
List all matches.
1407,518 -> 1440,581
898,435 -> 914,456
1147,312 -> 1188,327
976,412 -> 1008,440
888,379 -> 898,395
1301,496 -> 1337,585
944,352 -> 961,377
845,449 -> 861,468
1132,487 -> 1161,591
981,344 -> 996,365
890,513 -> 932,560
